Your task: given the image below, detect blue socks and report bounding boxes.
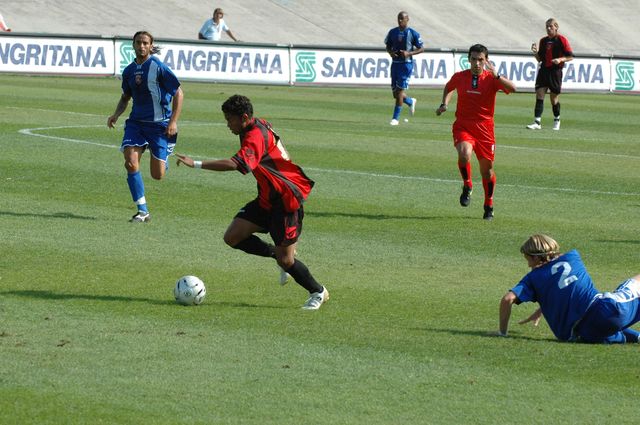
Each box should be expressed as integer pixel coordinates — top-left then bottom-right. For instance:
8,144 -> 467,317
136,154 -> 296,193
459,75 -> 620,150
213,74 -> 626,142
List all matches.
393,105 -> 402,120
403,97 -> 413,107
127,171 -> 148,213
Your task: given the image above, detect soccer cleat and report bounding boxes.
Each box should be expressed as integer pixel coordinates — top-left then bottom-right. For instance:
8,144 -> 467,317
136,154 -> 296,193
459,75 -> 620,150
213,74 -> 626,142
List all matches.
459,186 -> 472,207
302,287 -> 329,310
552,119 -> 561,131
526,122 -> 542,130
483,205 -> 494,221
389,119 -> 399,126
410,98 -> 417,116
130,211 -> 151,223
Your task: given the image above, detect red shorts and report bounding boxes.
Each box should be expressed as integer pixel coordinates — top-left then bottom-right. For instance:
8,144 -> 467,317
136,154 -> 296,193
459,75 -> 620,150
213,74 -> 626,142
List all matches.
452,120 -> 495,161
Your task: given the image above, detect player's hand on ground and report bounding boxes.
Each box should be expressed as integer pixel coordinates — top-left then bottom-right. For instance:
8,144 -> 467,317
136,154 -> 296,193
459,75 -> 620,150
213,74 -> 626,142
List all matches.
518,308 -> 542,326
175,153 -> 193,167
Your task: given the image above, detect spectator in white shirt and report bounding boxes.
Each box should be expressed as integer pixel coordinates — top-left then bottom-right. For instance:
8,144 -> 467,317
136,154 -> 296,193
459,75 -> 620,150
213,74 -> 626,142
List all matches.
198,8 -> 238,41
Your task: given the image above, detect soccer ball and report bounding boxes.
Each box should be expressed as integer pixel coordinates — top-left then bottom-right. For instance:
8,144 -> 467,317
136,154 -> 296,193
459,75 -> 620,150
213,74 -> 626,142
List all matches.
174,275 -> 206,306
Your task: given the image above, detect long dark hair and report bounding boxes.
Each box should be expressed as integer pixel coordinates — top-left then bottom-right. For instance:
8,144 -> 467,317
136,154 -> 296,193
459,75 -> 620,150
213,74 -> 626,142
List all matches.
133,30 -> 161,55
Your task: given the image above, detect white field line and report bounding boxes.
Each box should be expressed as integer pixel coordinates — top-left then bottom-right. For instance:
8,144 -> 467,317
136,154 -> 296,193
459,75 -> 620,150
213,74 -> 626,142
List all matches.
15,123 -> 640,198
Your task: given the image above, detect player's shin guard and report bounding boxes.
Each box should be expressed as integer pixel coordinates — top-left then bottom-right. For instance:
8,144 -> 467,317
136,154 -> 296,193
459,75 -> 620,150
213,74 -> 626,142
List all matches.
482,174 -> 496,207
127,171 -> 148,212
458,161 -> 472,188
286,259 -> 323,293
552,102 -> 561,119
534,99 -> 544,121
232,235 -> 276,258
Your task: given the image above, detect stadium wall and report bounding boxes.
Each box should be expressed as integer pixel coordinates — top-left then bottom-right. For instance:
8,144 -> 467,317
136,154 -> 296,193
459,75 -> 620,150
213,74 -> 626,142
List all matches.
1,33 -> 639,94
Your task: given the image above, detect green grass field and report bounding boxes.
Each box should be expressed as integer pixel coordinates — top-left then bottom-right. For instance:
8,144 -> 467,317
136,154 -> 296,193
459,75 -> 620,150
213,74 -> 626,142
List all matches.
1,74 -> 638,424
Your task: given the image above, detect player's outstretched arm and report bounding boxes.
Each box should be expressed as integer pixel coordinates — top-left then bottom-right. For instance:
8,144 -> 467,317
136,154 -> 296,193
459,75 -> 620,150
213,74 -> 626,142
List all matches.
175,153 -> 237,172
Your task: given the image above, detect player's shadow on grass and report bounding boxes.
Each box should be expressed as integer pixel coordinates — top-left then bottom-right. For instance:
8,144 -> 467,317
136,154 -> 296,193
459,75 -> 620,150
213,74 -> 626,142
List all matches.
309,210 -> 443,221
2,290 -> 288,309
1,290 -> 172,305
593,239 -> 640,245
414,326 -> 557,342
0,210 -> 96,220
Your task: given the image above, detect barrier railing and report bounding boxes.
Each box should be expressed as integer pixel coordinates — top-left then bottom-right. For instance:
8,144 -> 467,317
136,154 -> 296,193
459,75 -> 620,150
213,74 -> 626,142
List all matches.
1,33 -> 639,93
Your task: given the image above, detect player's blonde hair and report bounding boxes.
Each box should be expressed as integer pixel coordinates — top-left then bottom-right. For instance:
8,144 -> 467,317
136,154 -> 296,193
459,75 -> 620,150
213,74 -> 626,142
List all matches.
546,18 -> 559,29
520,234 -> 561,262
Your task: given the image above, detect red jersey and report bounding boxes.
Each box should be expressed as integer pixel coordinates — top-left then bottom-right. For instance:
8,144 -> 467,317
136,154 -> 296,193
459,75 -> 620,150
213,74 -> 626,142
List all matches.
232,118 -> 314,212
538,34 -> 573,69
446,69 -> 511,123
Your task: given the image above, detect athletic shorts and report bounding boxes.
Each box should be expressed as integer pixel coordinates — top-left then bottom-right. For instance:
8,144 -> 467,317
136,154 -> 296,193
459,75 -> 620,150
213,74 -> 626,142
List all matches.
574,278 -> 640,343
234,198 -> 304,247
452,120 -> 496,162
120,119 -> 177,162
535,67 -> 563,94
390,62 -> 413,91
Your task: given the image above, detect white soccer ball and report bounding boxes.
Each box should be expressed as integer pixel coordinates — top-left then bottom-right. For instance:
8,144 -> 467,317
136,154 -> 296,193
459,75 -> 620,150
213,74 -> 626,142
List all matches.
174,275 -> 206,306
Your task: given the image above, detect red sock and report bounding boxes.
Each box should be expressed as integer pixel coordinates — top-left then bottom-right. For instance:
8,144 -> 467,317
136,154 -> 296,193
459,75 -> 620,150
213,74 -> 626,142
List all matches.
458,161 -> 472,188
482,174 -> 496,207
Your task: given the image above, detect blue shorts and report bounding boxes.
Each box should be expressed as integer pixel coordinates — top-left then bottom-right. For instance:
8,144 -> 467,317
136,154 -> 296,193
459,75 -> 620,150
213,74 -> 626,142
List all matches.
120,119 -> 177,162
574,278 -> 640,343
390,62 -> 413,91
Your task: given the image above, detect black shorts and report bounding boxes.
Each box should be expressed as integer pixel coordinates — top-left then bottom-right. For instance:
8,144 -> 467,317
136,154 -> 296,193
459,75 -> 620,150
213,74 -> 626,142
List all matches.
234,199 -> 304,247
535,67 -> 563,94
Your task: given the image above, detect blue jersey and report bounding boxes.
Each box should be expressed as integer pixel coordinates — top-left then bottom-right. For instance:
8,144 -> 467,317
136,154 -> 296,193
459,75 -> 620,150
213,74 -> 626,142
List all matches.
121,56 -> 180,123
384,27 -> 424,64
510,250 -> 599,341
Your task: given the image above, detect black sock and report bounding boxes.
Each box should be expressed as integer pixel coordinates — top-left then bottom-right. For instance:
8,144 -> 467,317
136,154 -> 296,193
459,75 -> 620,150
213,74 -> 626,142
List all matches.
286,259 -> 323,293
232,235 -> 276,258
552,103 -> 561,119
534,99 -> 544,121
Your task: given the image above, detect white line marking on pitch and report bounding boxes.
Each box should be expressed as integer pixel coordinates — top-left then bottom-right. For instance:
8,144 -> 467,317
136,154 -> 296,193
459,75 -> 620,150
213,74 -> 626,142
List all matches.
16,124 -> 640,197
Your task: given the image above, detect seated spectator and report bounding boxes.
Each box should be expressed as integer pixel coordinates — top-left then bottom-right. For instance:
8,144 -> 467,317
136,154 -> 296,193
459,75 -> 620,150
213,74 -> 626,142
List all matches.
198,8 -> 237,41
0,12 -> 11,32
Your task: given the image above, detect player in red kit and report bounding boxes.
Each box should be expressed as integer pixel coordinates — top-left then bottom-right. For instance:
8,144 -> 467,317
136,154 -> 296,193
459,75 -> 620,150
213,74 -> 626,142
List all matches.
175,95 -> 329,310
436,44 -> 516,220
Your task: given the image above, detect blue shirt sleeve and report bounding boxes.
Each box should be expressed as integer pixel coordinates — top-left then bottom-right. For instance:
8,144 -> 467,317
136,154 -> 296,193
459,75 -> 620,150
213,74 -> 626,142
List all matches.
510,275 -> 537,304
410,28 -> 424,49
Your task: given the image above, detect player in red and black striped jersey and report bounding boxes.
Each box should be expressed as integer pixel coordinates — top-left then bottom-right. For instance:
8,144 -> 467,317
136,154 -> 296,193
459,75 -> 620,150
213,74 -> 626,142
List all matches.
175,95 -> 328,310
527,18 -> 573,131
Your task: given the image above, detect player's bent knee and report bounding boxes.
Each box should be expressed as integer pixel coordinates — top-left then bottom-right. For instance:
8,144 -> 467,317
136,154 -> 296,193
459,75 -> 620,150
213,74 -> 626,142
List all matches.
124,161 -> 138,173
150,171 -> 164,180
223,232 -> 240,248
276,256 -> 295,270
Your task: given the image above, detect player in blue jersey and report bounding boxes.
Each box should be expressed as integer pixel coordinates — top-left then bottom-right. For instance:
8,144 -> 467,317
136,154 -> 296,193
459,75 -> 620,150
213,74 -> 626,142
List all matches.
107,31 -> 184,222
384,11 -> 424,126
495,234 -> 640,343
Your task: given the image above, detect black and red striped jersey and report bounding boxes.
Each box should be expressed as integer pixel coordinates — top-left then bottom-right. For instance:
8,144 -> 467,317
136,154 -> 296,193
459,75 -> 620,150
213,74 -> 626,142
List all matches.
232,118 -> 314,212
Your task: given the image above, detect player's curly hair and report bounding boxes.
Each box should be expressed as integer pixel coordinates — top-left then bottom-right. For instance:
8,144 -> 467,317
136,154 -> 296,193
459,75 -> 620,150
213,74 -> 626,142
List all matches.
133,31 -> 161,55
520,234 -> 561,262
221,95 -> 253,118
